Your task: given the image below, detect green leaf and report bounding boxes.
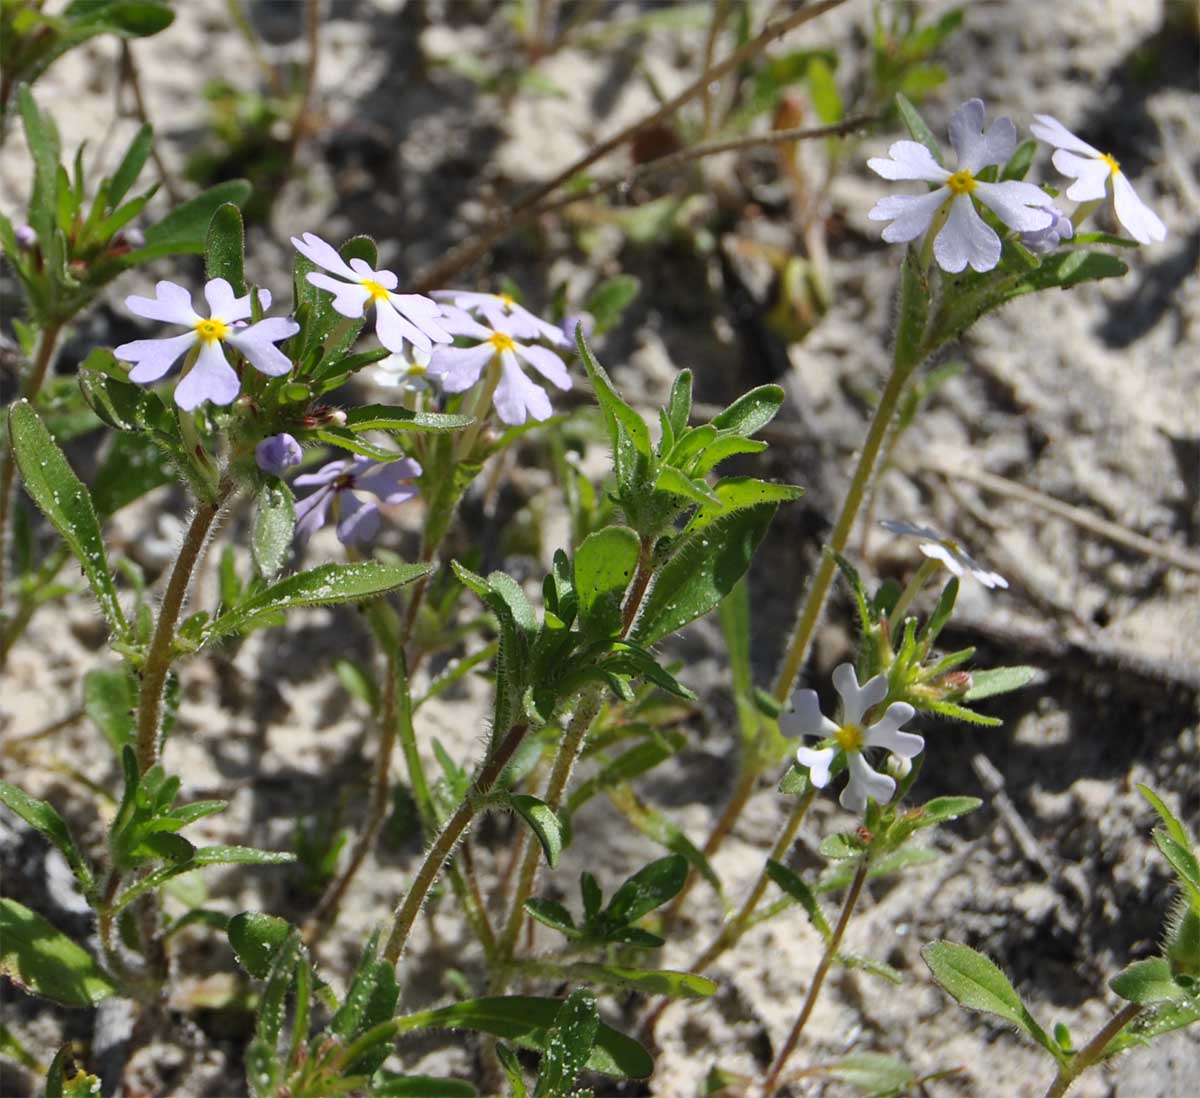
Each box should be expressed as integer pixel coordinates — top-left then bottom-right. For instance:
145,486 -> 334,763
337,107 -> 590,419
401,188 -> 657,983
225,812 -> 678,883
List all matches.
1137,785 -> 1192,850
0,899 -> 117,1006
606,786 -> 722,898
554,963 -> 715,1000
1109,958 -> 1187,1004
585,275 -> 640,335
130,179 -> 252,261
1104,999 -> 1200,1056
0,782 -> 95,901
963,666 -> 1039,701
344,404 -> 474,433
823,1052 -> 915,1093
524,899 -> 578,938
710,385 -> 784,436
573,525 -> 640,635
204,202 -> 246,297
654,465 -> 721,506
921,941 -> 1060,1059
228,912 -> 292,979
685,477 -> 803,534
907,796 -> 982,828
765,860 -> 831,940
1001,139 -> 1037,182
113,845 -> 295,912
894,246 -> 930,371
410,997 -> 652,1079
806,56 -> 842,124
512,795 -> 566,868
496,1045 -> 528,1098
895,92 -> 943,166
634,501 -> 780,645
206,561 -> 429,641
667,370 -> 692,437
90,432 -> 176,517
66,1 -> 175,36
371,1075 -> 477,1097
108,123 -> 153,206
534,989 -> 598,1098
605,855 -> 687,926
83,666 -> 136,754
577,330 -> 652,459
78,353 -> 172,433
8,401 -> 128,638
252,481 -> 295,581
256,928 -> 301,1050
1153,832 -> 1200,906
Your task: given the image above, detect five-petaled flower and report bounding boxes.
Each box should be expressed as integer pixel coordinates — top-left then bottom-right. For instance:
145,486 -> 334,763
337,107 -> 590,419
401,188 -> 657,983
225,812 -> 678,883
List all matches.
881,519 -> 1008,589
294,456 -> 421,546
1020,203 -> 1075,255
868,98 -> 1054,273
428,307 -> 572,426
114,279 -> 299,410
1029,114 -> 1166,245
291,232 -> 452,356
374,347 -> 433,393
434,290 -> 570,347
781,663 -> 923,814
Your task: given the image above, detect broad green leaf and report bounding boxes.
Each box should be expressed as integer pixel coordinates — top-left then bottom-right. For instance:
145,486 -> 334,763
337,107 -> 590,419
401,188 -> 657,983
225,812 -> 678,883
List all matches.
228,912 -> 291,979
206,561 -> 429,641
534,989 -> 598,1098
371,1075 -> 476,1097
252,481 -> 295,581
709,385 -> 784,436
573,525 -> 640,634
204,202 -> 246,296
130,179 -> 252,261
654,465 -> 721,506
921,941 -> 1059,1059
83,666 -> 136,754
606,855 -> 687,926
511,795 -> 566,868
765,860 -> 831,940
0,783 -> 95,900
344,404 -> 474,433
91,432 -> 175,517
895,92 -> 943,165
823,1052 -> 915,1092
524,899 -> 577,938
66,1 -> 174,36
108,122 -> 153,206
1109,958 -> 1187,1004
9,401 -> 128,638
1104,999 -> 1200,1057
963,666 -> 1039,701
685,477 -> 803,534
0,899 -> 117,1006
906,796 -> 982,827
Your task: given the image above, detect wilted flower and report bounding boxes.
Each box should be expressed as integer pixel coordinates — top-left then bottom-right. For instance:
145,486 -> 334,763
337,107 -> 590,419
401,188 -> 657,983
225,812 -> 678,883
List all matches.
881,519 -> 1008,589
781,664 -> 923,814
1020,203 -> 1075,255
256,433 -> 303,476
868,98 -> 1054,273
291,232 -> 451,356
434,290 -> 570,347
428,308 -> 571,426
1029,114 -> 1167,245
294,456 -> 421,546
114,279 -> 299,410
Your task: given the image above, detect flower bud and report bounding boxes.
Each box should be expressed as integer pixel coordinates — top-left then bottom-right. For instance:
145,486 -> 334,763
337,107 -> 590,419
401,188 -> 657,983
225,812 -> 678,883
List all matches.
256,433 -> 302,477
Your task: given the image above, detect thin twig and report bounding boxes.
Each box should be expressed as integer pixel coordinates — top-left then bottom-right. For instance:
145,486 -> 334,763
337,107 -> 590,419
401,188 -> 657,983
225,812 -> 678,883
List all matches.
119,42 -> 181,204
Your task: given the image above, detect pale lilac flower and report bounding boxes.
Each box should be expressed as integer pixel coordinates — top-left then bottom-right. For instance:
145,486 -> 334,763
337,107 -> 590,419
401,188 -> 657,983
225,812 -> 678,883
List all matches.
561,311 -> 595,344
15,224 -> 37,249
428,308 -> 572,426
868,98 -> 1055,273
1029,114 -> 1167,245
114,279 -> 299,411
1021,204 -> 1074,255
256,433 -> 303,476
291,232 -> 451,356
881,519 -> 1008,590
781,664 -> 923,814
434,290 -> 570,347
293,456 -> 421,546
373,347 -> 433,392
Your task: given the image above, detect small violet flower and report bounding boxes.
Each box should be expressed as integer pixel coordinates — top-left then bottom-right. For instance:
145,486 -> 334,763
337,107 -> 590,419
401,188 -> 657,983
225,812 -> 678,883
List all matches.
1029,114 -> 1167,245
1020,203 -> 1074,255
294,456 -> 421,546
291,232 -> 451,356
434,290 -> 571,347
881,519 -> 1008,590
781,664 -> 923,814
868,98 -> 1054,273
373,347 -> 433,392
256,433 -> 303,477
114,279 -> 299,410
428,308 -> 572,426
15,224 -> 37,249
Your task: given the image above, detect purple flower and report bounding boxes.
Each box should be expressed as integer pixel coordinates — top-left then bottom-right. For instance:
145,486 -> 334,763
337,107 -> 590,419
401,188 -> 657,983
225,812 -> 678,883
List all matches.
293,456 -> 422,546
1021,204 -> 1075,255
256,433 -> 303,476
428,308 -> 572,426
15,224 -> 37,249
561,311 -> 595,344
433,290 -> 570,347
291,232 -> 452,356
114,279 -> 299,411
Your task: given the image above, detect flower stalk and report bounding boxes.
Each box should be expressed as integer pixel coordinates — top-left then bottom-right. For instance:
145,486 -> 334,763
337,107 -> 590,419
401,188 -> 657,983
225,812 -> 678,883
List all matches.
1041,1003 -> 1144,1098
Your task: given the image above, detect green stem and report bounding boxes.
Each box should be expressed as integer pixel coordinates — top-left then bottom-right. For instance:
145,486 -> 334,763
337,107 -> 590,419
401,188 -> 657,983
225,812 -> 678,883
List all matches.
382,721 -> 529,965
887,557 -> 942,625
760,856 -> 871,1096
135,488 -> 226,773
1041,1003 -> 1144,1098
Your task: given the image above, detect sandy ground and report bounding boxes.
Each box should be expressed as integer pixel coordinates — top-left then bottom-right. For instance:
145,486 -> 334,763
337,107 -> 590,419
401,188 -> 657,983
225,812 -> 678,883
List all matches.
2,1 -> 1198,1095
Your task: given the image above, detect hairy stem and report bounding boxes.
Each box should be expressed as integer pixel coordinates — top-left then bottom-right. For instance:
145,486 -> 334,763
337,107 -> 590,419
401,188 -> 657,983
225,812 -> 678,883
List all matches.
1041,1003 -> 1144,1098
760,856 -> 871,1096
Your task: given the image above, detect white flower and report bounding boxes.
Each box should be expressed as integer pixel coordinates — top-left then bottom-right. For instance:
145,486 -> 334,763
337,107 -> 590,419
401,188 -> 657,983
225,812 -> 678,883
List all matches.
1028,114 -> 1167,245
433,290 -> 570,347
373,346 -> 433,392
881,519 -> 1008,589
114,279 -> 299,410
781,664 -> 923,814
291,232 -> 452,355
868,98 -> 1054,273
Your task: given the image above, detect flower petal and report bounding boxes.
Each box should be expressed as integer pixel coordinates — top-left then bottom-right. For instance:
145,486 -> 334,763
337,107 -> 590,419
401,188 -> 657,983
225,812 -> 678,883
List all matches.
388,294 -> 453,343
494,349 -> 551,426
305,273 -> 372,318
292,232 -> 360,281
125,280 -> 201,326
427,343 -> 494,393
358,458 -> 423,503
336,493 -> 381,546
117,332 -> 198,383
516,342 -> 571,390
841,753 -> 896,813
880,518 -> 943,542
375,299 -> 433,354
973,180 -> 1054,232
1029,114 -> 1101,158
204,277 -> 253,323
256,433 -> 303,476
870,188 -> 951,243
1111,170 -> 1167,244
174,340 -> 240,410
348,257 -> 394,287
832,663 -> 887,727
796,747 -> 836,788
950,99 -> 1016,175
294,458 -> 355,488
1054,151 -> 1109,201
867,140 -> 949,183
916,541 -> 966,577
934,194 -> 1001,273
226,317 -> 300,377
779,689 -> 839,740
864,703 -> 923,758
294,483 -> 334,542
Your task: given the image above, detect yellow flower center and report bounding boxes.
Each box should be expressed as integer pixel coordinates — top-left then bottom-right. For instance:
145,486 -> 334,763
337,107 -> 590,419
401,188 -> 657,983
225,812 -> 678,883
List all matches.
362,279 -> 390,303
835,723 -> 865,754
408,362 -> 427,377
946,170 -> 976,196
1100,152 -> 1120,176
194,318 -> 230,344
488,331 -> 516,353
497,293 -> 515,309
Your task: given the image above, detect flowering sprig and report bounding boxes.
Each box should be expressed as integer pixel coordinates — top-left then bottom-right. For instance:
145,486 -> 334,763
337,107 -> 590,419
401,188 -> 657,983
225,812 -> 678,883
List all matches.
881,519 -> 1008,590
114,278 -> 299,410
434,290 -> 570,347
781,663 -> 923,814
294,455 -> 422,546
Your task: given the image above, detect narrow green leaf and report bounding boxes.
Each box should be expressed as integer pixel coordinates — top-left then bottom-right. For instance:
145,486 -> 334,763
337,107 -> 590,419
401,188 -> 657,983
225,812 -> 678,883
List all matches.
686,477 -> 803,533
130,179 -> 252,261
555,963 -> 715,1000
806,56 -> 842,124
823,1052 -> 915,1092
204,202 -> 246,296
654,465 -> 721,506
108,123 -> 153,206
895,92 -> 943,165
765,860 -> 831,940
1137,785 -> 1192,850
344,404 -> 474,433
83,666 -> 136,754
371,1075 -> 476,1097
666,370 -> 692,437
605,855 -> 687,925
0,782 -> 95,901
584,275 -> 640,335
0,899 -> 117,1006
895,245 -> 930,370
228,912 -> 292,979
252,481 -> 295,581
534,989 -> 599,1098
1001,139 -> 1037,182
524,899 -> 578,938
512,795 -> 566,868
8,401 -> 128,638
1153,832 -> 1200,905
576,330 -> 651,457
256,929 -> 301,1049
1109,958 -> 1187,1004
907,796 -> 982,827
963,666 -> 1039,701
1104,999 -> 1200,1057
496,1045 -> 528,1098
